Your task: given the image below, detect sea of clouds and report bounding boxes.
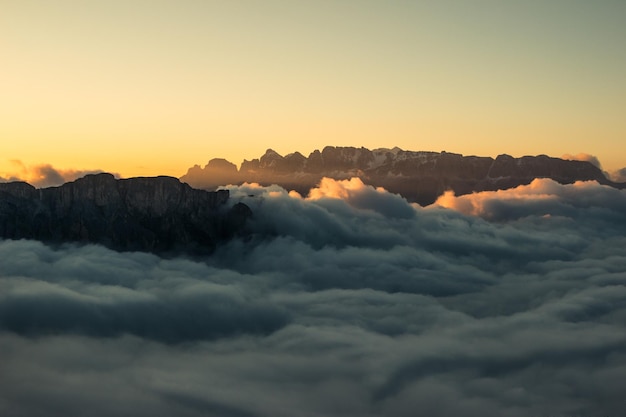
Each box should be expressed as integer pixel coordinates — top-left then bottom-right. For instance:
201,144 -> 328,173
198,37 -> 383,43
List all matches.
2,177 -> 626,416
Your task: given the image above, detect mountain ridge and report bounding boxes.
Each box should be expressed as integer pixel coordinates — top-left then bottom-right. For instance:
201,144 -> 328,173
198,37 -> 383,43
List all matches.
181,146 -> 625,205
0,173 -> 251,254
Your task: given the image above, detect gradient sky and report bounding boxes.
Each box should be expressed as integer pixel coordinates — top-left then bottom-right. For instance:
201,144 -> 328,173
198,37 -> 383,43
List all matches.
1,0 -> 625,178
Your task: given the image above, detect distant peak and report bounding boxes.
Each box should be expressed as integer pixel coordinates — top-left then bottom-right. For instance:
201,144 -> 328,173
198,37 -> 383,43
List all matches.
71,172 -> 117,185
260,149 -> 284,165
264,148 -> 281,157
206,158 -> 237,171
373,146 -> 403,154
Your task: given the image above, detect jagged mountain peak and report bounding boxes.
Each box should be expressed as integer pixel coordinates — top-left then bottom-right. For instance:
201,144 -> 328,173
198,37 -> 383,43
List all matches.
180,146 -> 624,205
262,148 -> 282,158
205,158 -> 237,172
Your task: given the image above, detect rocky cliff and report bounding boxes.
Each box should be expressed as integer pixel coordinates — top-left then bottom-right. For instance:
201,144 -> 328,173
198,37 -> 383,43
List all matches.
0,173 -> 251,254
181,146 -> 624,205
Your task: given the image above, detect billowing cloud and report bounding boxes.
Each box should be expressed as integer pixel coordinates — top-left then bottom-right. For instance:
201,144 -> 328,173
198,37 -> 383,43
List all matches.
2,178 -> 626,416
434,178 -> 626,221
307,177 -> 416,219
0,160 -> 119,188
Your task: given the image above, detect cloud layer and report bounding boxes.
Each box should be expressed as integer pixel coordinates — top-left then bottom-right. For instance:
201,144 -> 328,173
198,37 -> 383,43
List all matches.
2,178 -> 626,416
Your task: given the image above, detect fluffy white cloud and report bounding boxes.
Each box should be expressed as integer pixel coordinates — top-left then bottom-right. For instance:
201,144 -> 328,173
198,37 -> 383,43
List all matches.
434,178 -> 626,221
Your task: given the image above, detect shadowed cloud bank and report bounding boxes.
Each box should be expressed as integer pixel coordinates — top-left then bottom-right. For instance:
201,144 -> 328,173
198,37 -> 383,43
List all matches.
2,178 -> 626,416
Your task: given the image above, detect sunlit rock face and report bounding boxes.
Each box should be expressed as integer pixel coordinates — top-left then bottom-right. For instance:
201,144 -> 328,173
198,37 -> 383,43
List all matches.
0,173 -> 248,254
181,146 -> 624,205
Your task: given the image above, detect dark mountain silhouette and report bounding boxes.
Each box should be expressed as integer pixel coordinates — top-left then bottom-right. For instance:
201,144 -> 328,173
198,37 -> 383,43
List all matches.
0,173 -> 251,254
181,146 -> 625,205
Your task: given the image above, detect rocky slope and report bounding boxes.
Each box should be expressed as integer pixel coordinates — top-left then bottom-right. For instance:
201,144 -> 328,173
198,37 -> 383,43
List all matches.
181,146 -> 624,205
0,173 -> 251,254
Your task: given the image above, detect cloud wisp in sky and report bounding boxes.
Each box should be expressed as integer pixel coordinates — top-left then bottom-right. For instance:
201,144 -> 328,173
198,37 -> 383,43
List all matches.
0,160 -> 119,188
1,178 -> 626,416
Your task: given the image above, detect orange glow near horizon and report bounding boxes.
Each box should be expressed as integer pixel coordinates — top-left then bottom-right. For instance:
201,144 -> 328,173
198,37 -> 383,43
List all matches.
1,1 -> 625,180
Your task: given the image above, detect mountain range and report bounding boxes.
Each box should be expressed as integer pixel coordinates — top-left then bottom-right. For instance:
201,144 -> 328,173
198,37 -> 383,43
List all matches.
2,146 -> 624,254
181,146 -> 624,205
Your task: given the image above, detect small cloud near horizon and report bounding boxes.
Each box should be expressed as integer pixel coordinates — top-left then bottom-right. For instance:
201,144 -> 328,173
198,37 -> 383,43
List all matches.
609,167 -> 626,182
1,160 -> 120,188
559,154 -> 626,183
561,153 -> 602,169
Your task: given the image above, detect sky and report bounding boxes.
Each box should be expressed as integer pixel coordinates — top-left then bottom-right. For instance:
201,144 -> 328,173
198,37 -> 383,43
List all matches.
2,177 -> 626,416
1,0 -> 625,179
